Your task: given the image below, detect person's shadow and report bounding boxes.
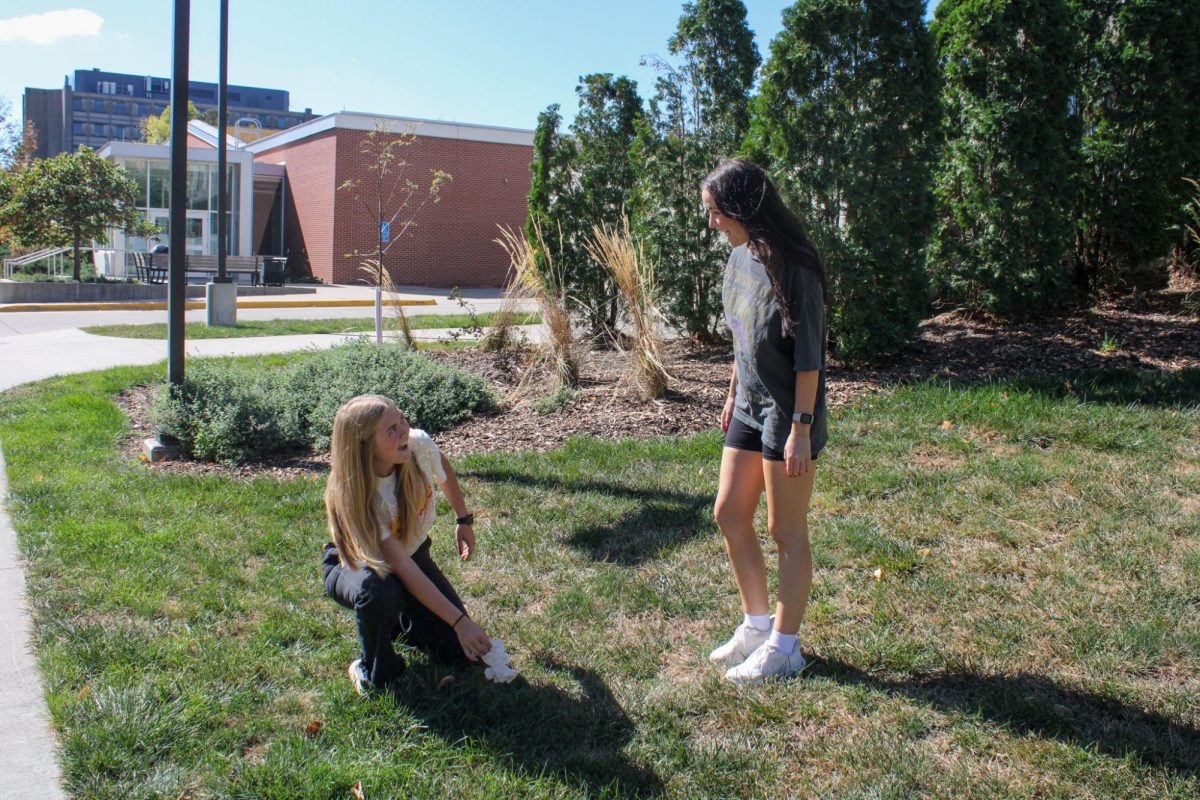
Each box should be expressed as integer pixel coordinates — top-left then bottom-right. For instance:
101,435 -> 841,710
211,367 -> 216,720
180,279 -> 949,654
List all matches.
465,465 -> 715,566
396,654 -> 664,798
809,656 -> 1200,775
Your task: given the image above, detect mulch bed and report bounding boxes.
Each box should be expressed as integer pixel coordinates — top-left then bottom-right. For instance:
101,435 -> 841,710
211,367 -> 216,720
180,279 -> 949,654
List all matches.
117,288 -> 1199,478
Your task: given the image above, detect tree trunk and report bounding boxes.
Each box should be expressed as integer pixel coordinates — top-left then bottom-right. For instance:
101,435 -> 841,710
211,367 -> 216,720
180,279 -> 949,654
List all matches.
72,228 -> 82,282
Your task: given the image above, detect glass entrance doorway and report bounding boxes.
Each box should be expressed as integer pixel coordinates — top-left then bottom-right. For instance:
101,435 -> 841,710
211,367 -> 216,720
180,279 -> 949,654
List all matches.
150,211 -> 209,255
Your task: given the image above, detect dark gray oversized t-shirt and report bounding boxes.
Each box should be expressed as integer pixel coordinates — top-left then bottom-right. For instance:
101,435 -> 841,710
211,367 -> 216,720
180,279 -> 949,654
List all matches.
722,243 -> 827,456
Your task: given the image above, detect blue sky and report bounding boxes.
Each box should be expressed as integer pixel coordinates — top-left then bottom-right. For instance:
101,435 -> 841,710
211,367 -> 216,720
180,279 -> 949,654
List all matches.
1,2 -> 938,132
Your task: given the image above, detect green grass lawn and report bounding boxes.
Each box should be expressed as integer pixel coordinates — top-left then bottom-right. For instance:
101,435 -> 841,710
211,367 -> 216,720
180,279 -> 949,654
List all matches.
0,363 -> 1197,798
81,312 -> 541,340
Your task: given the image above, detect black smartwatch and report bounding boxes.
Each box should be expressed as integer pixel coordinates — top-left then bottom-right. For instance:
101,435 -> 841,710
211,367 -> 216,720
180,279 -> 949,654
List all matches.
455,513 -> 475,526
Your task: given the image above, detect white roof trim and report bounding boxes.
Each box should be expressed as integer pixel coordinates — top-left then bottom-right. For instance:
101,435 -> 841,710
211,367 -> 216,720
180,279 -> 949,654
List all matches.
245,111 -> 533,154
187,120 -> 243,149
97,140 -> 255,165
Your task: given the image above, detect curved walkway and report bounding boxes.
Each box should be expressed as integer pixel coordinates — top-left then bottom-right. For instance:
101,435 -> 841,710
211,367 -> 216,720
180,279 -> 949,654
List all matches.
0,445 -> 65,799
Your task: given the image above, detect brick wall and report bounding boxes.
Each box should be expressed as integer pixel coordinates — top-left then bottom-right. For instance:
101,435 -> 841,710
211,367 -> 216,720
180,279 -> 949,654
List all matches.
332,129 -> 531,287
253,132 -> 337,281
254,126 -> 531,287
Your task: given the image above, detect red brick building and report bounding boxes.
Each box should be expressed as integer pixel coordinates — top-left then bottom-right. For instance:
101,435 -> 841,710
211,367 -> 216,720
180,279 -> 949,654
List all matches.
245,113 -> 533,287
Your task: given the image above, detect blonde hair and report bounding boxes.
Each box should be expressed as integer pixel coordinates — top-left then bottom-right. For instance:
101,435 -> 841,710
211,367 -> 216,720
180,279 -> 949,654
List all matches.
324,395 -> 430,575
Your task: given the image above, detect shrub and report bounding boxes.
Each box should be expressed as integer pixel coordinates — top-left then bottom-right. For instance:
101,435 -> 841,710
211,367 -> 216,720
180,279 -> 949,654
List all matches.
1070,0 -> 1200,291
927,0 -> 1078,316
751,0 -> 941,361
152,361 -> 298,465
153,342 -> 496,463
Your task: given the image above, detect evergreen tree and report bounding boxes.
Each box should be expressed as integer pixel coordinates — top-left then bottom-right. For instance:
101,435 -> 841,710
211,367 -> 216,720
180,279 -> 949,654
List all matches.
568,74 -> 645,335
752,0 -> 940,361
928,0 -> 1078,316
1070,0 -> 1200,290
631,0 -> 761,340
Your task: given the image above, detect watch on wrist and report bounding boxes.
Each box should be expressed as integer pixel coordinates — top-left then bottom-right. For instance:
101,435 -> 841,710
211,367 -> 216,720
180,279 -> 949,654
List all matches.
792,411 -> 814,425
455,513 -> 475,526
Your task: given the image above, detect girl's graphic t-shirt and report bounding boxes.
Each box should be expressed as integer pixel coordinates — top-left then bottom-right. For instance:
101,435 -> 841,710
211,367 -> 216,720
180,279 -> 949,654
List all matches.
722,243 -> 828,456
375,429 -> 447,555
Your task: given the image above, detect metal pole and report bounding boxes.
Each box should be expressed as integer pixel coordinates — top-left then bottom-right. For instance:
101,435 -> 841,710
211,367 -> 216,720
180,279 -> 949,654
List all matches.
216,0 -> 229,282
167,0 -> 190,386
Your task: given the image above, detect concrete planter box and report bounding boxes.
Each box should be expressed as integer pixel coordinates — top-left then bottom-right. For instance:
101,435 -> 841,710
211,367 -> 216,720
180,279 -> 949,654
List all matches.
0,281 -> 315,304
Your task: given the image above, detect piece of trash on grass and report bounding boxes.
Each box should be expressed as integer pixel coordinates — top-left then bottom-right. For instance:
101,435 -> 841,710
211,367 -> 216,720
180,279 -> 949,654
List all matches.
872,567 -> 883,581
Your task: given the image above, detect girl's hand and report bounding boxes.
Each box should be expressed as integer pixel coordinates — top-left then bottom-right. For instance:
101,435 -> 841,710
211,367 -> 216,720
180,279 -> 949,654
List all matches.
454,616 -> 492,661
784,430 -> 812,477
455,523 -> 475,561
721,396 -> 735,433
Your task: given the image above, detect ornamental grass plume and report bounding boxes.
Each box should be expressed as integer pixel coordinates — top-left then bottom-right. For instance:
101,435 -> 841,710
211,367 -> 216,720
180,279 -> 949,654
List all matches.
495,223 -> 579,389
584,217 -> 670,400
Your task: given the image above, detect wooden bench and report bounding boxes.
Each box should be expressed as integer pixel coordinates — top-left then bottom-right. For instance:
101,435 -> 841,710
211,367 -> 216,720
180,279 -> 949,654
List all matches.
139,254 -> 262,285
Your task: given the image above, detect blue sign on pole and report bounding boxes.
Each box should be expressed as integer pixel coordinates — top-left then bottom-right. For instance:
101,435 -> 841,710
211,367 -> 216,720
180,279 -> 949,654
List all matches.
380,221 -> 390,243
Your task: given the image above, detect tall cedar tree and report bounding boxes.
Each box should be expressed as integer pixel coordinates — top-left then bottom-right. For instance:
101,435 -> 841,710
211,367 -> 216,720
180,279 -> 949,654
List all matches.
0,148 -> 156,281
569,75 -> 645,336
928,0 -> 1078,316
525,104 -> 581,290
751,0 -> 940,361
631,0 -> 760,340
1069,0 -> 1200,291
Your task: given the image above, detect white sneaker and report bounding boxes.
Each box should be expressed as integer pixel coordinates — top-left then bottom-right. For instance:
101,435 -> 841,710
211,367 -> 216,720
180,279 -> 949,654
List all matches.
708,620 -> 772,667
347,658 -> 372,695
724,641 -> 806,685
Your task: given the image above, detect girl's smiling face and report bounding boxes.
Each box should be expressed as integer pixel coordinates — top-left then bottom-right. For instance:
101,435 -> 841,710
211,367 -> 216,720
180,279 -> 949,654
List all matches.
702,187 -> 750,247
371,406 -> 411,476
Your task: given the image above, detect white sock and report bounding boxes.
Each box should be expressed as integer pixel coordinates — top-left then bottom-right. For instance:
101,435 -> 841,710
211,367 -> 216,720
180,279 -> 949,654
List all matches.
767,630 -> 798,652
744,613 -> 772,631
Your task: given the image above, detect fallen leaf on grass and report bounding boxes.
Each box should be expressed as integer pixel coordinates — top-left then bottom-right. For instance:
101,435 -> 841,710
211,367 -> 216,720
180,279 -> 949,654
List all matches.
916,548 -> 932,557
437,675 -> 455,691
872,567 -> 883,581
76,685 -> 91,700
304,720 -> 323,738
350,781 -> 366,800
941,420 -> 953,431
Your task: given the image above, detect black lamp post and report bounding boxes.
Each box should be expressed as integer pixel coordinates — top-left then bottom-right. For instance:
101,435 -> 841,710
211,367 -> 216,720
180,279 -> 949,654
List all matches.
167,0 -> 190,386
216,0 -> 229,283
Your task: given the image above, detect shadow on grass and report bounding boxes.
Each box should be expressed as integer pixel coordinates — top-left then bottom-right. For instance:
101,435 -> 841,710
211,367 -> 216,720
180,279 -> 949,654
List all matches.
399,655 -> 663,798
999,368 -> 1200,409
812,657 -> 1200,776
467,468 -> 714,566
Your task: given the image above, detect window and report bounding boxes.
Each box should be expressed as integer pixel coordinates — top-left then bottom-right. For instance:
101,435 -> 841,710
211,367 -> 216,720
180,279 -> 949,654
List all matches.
122,160 -> 149,207
72,122 -> 83,135
149,162 -> 171,208
115,102 -> 127,115
72,97 -> 82,111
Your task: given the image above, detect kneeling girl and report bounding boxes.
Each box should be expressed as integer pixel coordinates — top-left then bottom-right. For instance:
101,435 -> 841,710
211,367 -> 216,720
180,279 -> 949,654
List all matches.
321,394 -> 492,693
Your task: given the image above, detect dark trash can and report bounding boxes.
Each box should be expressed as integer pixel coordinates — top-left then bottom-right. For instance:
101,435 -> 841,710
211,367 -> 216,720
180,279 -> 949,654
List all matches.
261,256 -> 287,287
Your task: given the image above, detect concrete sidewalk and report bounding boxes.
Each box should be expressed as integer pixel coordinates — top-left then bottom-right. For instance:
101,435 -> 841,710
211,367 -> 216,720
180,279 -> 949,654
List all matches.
0,446 -> 66,799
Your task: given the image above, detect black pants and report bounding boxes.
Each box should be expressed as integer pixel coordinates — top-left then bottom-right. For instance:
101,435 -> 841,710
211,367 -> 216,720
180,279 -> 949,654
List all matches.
322,537 -> 469,688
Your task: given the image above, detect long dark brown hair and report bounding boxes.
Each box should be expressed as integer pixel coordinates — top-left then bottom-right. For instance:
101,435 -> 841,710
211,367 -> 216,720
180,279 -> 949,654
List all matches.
703,158 -> 826,332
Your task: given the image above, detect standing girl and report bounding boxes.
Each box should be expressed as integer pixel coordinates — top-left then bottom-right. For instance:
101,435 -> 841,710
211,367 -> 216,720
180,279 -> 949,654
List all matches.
702,159 -> 828,684
321,394 -> 493,693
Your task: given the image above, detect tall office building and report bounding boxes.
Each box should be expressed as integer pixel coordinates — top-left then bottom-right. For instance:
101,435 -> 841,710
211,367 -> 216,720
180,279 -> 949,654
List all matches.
23,68 -> 316,159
